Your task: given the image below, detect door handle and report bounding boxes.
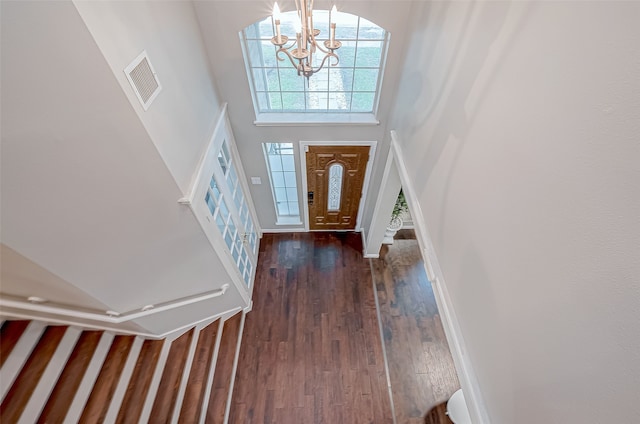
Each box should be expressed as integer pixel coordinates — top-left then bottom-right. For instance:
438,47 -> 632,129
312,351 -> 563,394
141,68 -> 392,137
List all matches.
308,191 -> 314,205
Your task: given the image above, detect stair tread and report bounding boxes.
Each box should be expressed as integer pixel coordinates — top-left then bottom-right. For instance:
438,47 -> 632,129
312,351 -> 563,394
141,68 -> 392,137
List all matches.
178,320 -> 220,424
0,320 -> 30,368
77,335 -> 135,424
115,338 -> 164,424
149,328 -> 195,422
205,314 -> 243,424
0,326 -> 67,423
37,330 -> 103,423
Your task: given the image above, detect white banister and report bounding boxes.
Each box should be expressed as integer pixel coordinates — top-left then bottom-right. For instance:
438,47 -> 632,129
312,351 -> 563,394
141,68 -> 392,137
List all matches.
0,284 -> 230,324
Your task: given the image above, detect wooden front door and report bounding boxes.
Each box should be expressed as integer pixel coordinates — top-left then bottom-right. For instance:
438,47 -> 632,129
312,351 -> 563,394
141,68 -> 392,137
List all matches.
305,145 -> 370,230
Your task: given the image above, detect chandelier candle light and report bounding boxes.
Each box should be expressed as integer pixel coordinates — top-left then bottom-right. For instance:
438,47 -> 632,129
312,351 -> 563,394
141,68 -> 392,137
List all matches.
271,1 -> 341,79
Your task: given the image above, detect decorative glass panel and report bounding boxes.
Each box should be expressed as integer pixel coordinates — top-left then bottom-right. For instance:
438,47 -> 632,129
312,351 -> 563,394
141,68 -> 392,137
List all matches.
205,192 -> 215,215
218,140 -> 231,175
328,164 -> 344,211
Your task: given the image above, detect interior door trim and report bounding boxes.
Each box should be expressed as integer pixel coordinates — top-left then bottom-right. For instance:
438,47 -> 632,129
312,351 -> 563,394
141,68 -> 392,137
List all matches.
299,140 -> 377,232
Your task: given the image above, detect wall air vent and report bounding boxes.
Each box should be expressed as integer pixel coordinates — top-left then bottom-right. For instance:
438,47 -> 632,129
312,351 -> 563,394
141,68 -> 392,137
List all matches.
124,50 -> 161,111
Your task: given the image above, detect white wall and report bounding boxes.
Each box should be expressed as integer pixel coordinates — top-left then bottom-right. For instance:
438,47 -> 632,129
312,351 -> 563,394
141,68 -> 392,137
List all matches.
73,0 -> 222,195
1,245 -> 108,310
1,0 -> 244,335
391,1 -> 640,423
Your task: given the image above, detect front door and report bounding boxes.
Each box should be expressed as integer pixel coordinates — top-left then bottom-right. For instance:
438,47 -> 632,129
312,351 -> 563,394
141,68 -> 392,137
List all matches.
305,145 -> 370,230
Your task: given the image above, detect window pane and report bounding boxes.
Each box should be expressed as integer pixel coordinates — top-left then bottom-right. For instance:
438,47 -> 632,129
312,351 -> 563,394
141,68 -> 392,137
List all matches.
255,91 -> 270,112
277,201 -> 289,216
233,246 -> 240,262
351,92 -> 375,112
275,187 -> 287,202
282,92 -> 306,110
215,213 -> 225,234
245,22 -> 261,40
333,12 -> 359,40
355,41 -> 383,67
307,92 -> 327,110
261,42 -> 278,67
210,177 -> 221,199
205,192 -> 215,215
353,68 -> 379,91
234,190 -> 244,210
335,41 -> 356,68
286,187 -> 298,201
272,171 -> 285,187
252,68 -> 267,92
228,166 -> 238,187
220,141 -> 230,162
288,201 -> 300,215
284,171 -> 296,186
268,92 -> 283,109
358,17 -> 385,39
279,68 -> 305,91
241,247 -> 248,262
269,154 -> 283,171
225,231 -> 233,249
328,90 -> 351,110
281,154 -> 295,171
307,68 -> 329,92
219,198 -> 229,221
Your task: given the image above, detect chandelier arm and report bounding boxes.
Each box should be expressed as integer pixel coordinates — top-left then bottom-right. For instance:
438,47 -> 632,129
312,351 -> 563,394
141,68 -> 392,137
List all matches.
311,52 -> 339,74
312,40 -> 331,55
276,47 -> 304,70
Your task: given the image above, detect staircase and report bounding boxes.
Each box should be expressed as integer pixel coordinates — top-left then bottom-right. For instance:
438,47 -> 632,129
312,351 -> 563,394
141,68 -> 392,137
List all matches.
0,312 -> 245,424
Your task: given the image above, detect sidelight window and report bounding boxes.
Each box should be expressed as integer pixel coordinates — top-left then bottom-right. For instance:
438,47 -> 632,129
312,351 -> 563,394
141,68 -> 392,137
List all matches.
263,142 -> 300,224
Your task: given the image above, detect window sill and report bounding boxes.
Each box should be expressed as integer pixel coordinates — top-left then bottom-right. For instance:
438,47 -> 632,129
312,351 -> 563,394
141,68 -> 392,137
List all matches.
254,112 -> 380,127
276,216 -> 303,226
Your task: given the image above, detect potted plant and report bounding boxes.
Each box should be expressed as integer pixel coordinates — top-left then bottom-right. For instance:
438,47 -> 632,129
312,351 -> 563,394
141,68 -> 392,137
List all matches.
383,189 -> 408,244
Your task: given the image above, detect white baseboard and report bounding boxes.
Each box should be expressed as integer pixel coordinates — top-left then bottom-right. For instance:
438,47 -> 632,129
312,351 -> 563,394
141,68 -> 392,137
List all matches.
390,131 -> 490,424
260,227 -> 307,233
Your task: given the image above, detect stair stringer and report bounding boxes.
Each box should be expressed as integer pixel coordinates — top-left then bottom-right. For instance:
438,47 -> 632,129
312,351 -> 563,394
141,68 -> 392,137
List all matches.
223,311 -> 247,424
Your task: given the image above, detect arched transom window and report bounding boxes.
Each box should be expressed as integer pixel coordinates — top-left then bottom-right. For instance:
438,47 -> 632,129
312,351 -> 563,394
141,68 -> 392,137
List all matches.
241,10 -> 389,115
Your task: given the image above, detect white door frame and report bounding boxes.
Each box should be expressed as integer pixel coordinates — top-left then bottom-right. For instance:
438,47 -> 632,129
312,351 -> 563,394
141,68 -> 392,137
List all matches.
299,141 -> 377,232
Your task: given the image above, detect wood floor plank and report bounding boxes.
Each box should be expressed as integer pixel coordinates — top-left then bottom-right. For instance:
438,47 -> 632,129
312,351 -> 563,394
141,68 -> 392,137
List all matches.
228,232 -> 393,423
37,330 -> 103,424
205,313 -> 242,424
372,236 -> 460,423
0,325 -> 67,423
115,338 -> 164,424
178,320 -> 219,424
0,320 -> 30,368
148,328 -> 194,423
78,335 -> 134,424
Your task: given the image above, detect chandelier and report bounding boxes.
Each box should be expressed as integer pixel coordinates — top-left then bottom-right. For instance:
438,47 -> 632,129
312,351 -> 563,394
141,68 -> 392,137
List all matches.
271,1 -> 341,79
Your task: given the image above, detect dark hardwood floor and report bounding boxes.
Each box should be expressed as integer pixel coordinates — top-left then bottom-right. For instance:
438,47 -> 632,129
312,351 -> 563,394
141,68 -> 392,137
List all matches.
230,232 -> 393,423
229,231 -> 459,424
372,234 -> 460,424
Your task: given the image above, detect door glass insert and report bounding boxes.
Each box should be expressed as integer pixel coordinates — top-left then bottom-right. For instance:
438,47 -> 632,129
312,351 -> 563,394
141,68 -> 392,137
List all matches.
327,163 -> 344,211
